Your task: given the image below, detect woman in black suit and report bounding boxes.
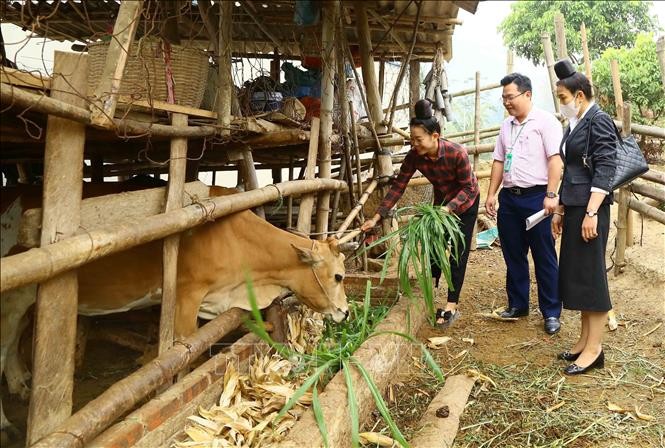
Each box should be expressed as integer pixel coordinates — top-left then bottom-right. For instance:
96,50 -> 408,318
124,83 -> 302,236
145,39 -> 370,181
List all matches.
551,60 -> 617,375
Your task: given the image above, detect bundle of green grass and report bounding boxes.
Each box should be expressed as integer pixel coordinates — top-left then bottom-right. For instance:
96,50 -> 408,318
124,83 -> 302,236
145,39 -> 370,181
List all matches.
367,203 -> 465,324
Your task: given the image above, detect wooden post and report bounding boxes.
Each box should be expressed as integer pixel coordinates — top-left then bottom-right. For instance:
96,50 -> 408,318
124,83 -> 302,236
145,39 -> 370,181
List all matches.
610,59 -> 632,245
409,59 -> 420,117
297,117 -> 321,234
90,0 -> 143,128
554,12 -> 567,59
218,0 -> 233,136
26,51 -> 87,445
580,22 -> 592,83
657,36 -> 665,90
314,0 -> 339,238
541,33 -> 560,113
158,113 -> 188,357
615,102 -> 632,275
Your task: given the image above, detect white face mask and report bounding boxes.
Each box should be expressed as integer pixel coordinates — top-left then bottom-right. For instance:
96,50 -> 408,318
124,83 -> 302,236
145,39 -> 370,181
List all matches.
560,94 -> 580,119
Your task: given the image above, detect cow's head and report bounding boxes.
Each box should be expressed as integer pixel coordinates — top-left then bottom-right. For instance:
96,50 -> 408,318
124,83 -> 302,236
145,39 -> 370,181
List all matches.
291,238 -> 349,323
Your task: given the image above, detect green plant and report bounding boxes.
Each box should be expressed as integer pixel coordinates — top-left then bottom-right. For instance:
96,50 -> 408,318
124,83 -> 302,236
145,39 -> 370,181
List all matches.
363,204 -> 465,324
591,33 -> 665,125
244,276 -> 444,448
498,1 -> 658,65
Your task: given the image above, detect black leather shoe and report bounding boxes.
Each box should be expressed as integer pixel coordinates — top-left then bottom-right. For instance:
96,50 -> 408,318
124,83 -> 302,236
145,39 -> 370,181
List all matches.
499,307 -> 529,318
564,351 -> 605,375
557,351 -> 580,361
544,317 -> 561,335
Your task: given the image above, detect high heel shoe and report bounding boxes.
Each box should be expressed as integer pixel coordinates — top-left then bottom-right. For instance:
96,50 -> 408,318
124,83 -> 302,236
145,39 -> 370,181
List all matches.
557,351 -> 581,361
564,351 -> 604,375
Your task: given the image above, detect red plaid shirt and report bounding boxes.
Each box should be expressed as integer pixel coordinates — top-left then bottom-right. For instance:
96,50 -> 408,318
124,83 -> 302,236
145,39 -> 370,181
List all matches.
377,139 -> 479,217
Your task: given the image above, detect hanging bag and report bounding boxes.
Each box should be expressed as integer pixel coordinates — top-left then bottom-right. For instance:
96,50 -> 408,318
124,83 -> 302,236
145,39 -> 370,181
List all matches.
584,111 -> 649,190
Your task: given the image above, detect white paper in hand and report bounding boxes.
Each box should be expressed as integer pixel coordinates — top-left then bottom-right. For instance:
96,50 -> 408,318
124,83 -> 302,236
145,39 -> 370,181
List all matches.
525,209 -> 548,231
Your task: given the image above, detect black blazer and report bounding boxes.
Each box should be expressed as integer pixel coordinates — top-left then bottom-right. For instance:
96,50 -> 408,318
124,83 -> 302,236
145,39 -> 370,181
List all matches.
558,103 -> 617,207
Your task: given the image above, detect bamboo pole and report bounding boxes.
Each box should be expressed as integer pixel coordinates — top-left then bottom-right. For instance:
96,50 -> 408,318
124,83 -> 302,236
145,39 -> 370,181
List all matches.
296,118 -> 321,234
554,13 -> 567,59
614,102 -> 632,275
580,22 -> 592,83
505,51 -> 513,118
657,36 -> 665,90
0,83 -> 217,138
386,1 -> 422,131
450,82 -> 501,98
355,2 -> 385,135
26,51 -> 87,445
630,181 -> 665,203
610,60 -> 633,245
89,0 -> 143,128
446,125 -> 501,139
314,1 -> 338,239
158,113 -> 188,357
610,60 -> 624,118
473,71 -> 481,169
239,149 -> 265,219
336,179 -> 378,238
1,178 -> 347,293
541,33 -> 560,113
627,197 -> 665,225
613,120 -> 665,139
378,59 -> 385,100
641,169 -> 665,185
30,309 -> 247,448
218,0 -> 233,136
409,59 -> 420,117
349,101 -> 364,201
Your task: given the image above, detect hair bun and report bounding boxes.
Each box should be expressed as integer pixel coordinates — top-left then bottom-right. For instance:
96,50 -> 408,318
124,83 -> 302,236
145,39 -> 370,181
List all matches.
414,99 -> 433,119
554,59 -> 576,80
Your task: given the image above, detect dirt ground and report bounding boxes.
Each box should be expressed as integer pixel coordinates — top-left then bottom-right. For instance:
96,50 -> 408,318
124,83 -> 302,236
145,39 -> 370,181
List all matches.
367,204 -> 665,446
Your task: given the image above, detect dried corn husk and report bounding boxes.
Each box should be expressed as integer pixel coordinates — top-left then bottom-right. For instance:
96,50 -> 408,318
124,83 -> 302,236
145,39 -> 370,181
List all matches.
174,305 -> 325,447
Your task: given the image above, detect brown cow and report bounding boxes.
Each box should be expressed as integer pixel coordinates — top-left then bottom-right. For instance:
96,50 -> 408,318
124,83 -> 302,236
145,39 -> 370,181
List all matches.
0,185 -> 348,440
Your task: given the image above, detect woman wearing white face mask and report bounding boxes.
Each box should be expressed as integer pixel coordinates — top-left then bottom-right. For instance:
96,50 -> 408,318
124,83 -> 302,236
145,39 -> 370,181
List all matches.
552,59 -> 617,376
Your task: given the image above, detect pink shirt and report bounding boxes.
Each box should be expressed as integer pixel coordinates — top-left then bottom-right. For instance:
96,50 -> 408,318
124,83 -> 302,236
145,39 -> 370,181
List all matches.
492,107 -> 563,188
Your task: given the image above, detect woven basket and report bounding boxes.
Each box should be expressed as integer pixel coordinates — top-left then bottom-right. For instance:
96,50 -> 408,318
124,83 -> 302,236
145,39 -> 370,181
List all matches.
88,38 -> 210,108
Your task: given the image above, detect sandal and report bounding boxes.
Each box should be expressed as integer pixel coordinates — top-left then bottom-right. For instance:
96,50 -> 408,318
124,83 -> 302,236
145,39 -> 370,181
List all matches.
435,308 -> 461,329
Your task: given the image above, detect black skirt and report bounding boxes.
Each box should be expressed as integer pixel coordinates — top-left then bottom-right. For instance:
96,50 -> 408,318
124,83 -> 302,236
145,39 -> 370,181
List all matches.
559,204 -> 612,312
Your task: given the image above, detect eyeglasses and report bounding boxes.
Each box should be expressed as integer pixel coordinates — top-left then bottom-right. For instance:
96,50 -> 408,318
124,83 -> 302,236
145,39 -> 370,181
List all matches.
500,91 -> 527,103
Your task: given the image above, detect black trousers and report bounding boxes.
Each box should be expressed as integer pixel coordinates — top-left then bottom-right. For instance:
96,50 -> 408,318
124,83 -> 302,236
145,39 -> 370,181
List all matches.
431,196 -> 479,303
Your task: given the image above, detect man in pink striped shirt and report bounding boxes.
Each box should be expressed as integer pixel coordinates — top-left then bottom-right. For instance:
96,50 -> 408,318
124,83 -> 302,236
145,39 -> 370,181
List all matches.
485,73 -> 564,335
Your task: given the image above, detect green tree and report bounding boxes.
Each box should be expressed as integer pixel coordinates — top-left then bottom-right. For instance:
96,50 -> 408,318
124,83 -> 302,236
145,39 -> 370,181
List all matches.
499,1 -> 658,65
592,33 -> 664,123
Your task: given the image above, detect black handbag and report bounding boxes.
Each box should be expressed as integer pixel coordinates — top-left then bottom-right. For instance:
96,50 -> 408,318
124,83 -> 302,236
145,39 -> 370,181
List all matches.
584,110 -> 649,190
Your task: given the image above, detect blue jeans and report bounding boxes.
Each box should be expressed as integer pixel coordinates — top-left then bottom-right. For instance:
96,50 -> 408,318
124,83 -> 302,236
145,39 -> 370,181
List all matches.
497,189 -> 561,318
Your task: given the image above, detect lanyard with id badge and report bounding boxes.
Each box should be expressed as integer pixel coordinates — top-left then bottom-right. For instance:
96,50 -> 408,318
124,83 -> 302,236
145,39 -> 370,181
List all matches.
504,121 -> 527,172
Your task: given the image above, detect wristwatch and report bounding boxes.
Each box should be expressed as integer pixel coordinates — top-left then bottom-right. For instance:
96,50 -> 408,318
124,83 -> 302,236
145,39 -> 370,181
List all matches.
545,191 -> 558,199
586,209 -> 598,217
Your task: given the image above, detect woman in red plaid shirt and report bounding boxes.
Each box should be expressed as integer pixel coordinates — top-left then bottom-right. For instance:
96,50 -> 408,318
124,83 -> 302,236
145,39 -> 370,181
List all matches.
361,99 -> 480,328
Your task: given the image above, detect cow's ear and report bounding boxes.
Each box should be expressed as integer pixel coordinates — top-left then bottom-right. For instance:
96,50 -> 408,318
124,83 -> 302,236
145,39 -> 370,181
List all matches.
292,244 -> 322,266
